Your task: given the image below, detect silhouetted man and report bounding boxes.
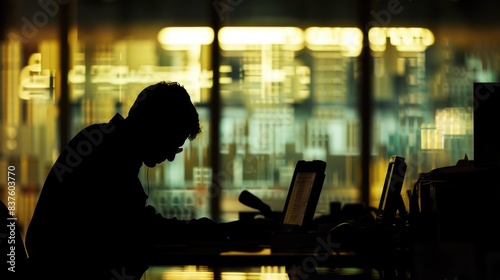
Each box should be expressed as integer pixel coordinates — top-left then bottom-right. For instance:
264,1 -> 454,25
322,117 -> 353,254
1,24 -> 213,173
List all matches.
26,81 -> 205,280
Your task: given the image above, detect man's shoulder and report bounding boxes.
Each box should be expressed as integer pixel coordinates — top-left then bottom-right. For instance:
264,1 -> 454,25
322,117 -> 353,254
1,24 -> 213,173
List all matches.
70,114 -> 123,145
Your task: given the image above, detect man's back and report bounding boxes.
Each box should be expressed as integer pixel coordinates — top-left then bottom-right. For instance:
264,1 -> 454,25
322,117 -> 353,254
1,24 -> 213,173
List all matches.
26,116 -> 150,279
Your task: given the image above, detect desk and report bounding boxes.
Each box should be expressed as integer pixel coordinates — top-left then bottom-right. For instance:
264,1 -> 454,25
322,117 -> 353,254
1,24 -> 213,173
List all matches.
148,230 -> 412,280
149,242 -> 500,280
148,247 -> 392,280
150,246 -> 388,267
145,264 -> 381,280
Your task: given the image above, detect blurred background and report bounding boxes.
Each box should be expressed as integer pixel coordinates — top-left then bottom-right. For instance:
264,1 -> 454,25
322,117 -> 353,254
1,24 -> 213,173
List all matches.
1,0 -> 499,241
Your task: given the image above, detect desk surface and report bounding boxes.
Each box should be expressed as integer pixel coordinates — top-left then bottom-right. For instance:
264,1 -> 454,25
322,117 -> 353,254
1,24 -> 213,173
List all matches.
149,243 -> 408,268
148,240 -> 500,280
148,245 -> 411,280
148,224 -> 415,280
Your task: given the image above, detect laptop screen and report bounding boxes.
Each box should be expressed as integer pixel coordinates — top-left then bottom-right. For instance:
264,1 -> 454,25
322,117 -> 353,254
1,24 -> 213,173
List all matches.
282,172 -> 317,226
281,160 -> 326,230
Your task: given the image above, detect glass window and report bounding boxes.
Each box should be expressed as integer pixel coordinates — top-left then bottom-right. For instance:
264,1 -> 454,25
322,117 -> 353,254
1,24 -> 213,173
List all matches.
2,1 -> 500,237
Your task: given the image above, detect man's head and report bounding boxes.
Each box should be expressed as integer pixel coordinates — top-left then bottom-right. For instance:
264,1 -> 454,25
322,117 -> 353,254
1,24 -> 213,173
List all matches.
126,81 -> 201,167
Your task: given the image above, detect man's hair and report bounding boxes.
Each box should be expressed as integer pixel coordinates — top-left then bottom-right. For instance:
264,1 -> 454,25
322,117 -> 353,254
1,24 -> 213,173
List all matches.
127,81 -> 201,140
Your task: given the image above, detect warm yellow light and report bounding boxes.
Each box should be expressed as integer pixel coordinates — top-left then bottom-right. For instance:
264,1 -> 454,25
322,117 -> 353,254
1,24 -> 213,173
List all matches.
369,27 -> 434,52
158,27 -> 214,50
219,27 -> 304,50
421,107 -> 472,150
421,123 -> 443,150
305,27 -> 363,57
435,107 -> 471,136
388,27 -> 434,52
160,266 -> 213,280
368,28 -> 388,52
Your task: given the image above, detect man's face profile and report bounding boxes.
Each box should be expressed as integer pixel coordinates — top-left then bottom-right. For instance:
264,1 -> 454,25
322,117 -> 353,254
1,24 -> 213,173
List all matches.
140,127 -> 188,167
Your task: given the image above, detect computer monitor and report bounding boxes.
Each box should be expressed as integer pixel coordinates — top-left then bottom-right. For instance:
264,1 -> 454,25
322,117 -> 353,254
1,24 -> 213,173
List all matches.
473,82 -> 500,168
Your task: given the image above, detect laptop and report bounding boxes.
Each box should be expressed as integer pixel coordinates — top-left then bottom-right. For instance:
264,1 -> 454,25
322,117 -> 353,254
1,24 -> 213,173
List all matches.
375,155 -> 407,226
280,159 -> 327,232
237,160 -> 327,230
182,160 -> 327,251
